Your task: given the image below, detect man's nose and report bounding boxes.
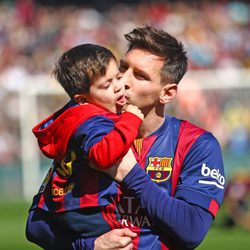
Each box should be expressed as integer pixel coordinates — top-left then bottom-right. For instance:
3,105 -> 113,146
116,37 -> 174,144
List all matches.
124,81 -> 130,90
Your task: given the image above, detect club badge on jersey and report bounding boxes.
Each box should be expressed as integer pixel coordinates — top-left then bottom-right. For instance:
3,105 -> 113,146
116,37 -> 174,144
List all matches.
146,157 -> 173,183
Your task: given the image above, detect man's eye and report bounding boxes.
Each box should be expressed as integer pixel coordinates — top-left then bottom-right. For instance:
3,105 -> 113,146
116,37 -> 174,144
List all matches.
135,73 -> 146,80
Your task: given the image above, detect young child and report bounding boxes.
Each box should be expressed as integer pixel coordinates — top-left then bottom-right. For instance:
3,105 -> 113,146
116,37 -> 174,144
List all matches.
26,44 -> 143,248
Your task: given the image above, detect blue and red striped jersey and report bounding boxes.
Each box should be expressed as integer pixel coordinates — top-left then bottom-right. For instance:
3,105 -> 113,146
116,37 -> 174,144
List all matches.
31,100 -> 142,229
31,101 -> 225,248
114,115 -> 225,249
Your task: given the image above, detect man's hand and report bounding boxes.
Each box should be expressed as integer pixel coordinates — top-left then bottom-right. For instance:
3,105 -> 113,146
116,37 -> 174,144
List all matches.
94,228 -> 137,250
102,149 -> 137,182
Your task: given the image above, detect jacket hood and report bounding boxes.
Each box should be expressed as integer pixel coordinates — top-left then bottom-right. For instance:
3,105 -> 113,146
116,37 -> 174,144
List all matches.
32,103 -> 110,160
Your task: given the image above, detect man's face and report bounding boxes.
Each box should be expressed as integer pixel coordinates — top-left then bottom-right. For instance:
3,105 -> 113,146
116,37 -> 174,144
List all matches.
85,58 -> 126,113
119,49 -> 164,114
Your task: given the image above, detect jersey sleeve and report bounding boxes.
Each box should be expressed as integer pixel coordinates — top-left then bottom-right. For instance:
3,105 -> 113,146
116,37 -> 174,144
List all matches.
74,112 -> 142,169
122,164 -> 213,249
174,132 -> 225,216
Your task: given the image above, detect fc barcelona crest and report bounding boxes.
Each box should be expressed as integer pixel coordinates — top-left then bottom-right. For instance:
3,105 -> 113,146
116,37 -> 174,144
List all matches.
146,157 -> 173,183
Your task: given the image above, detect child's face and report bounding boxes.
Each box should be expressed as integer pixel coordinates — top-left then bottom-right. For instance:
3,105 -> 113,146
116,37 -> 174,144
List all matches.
85,59 -> 126,113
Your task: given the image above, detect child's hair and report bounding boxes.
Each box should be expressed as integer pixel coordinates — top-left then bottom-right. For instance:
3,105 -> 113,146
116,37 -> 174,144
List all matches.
52,44 -> 116,99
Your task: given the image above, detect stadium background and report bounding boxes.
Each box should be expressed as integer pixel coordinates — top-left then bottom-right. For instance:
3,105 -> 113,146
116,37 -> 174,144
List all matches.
0,0 -> 250,249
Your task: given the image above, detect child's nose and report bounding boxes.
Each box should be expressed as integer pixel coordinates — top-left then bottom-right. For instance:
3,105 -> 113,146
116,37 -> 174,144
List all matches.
114,79 -> 124,93
119,71 -> 130,90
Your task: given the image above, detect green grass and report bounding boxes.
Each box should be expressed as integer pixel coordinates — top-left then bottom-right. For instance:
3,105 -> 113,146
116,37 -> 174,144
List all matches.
197,204 -> 250,250
0,202 -> 40,250
0,202 -> 249,249
197,227 -> 250,250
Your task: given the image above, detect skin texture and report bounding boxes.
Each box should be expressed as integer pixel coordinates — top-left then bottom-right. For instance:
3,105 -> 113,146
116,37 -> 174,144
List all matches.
75,59 -> 123,113
120,49 -> 177,138
74,58 -> 144,119
94,228 -> 137,250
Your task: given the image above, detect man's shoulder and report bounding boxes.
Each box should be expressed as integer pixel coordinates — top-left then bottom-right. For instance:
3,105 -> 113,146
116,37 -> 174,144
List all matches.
166,116 -> 206,136
179,120 -> 206,135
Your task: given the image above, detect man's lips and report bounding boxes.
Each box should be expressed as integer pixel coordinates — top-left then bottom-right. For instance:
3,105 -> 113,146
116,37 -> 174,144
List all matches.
116,95 -> 126,106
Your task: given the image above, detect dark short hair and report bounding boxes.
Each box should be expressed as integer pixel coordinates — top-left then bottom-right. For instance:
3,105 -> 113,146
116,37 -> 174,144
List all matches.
52,44 -> 116,98
124,25 -> 188,84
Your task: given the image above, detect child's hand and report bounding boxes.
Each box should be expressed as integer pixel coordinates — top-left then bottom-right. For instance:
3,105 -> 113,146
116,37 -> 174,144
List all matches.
125,104 -> 144,120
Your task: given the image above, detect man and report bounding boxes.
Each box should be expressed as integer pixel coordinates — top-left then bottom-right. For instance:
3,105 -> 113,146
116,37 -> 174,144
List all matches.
92,25 -> 225,249
27,26 -> 225,250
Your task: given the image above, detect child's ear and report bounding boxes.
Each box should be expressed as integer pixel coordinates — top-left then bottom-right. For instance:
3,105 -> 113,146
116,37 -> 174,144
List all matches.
159,83 -> 178,104
74,94 -> 86,104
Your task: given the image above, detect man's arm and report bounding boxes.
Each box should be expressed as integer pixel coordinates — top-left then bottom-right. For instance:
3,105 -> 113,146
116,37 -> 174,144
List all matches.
119,164 -> 213,249
99,135 -> 224,249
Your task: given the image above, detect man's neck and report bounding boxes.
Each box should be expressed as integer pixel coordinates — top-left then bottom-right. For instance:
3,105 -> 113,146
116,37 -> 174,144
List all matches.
138,109 -> 165,138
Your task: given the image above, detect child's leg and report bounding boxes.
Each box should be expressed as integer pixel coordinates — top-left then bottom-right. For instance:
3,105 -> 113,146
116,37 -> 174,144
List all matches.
26,208 -> 74,250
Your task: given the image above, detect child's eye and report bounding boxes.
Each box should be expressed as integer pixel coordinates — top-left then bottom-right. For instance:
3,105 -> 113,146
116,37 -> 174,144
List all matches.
116,72 -> 122,80
103,83 -> 110,89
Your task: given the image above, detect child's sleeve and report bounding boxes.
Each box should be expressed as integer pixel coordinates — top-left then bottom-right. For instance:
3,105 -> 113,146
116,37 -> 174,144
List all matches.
75,112 -> 142,169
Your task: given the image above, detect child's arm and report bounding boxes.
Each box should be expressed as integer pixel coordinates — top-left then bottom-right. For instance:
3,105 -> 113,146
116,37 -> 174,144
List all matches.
89,105 -> 143,169
74,105 -> 143,169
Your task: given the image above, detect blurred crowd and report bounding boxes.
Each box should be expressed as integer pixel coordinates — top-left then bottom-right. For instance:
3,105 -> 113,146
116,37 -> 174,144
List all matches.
1,0 -> 250,75
0,0 -> 249,167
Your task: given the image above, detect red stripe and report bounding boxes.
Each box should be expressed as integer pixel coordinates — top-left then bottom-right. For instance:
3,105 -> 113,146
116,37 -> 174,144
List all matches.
51,174 -> 68,212
161,242 -> 169,250
101,190 -> 122,229
101,207 -> 114,228
107,203 -> 121,228
131,227 -> 140,250
102,203 -> 121,229
208,199 -> 219,217
79,168 -> 99,208
112,190 -> 123,228
171,121 -> 205,196
38,177 -> 52,210
38,193 -> 45,208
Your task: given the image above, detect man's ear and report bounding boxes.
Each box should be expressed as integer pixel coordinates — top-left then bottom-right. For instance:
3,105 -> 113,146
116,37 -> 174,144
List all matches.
159,83 -> 178,104
74,94 -> 86,104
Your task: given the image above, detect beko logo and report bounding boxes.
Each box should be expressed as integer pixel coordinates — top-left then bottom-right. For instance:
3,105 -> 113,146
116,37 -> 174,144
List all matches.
198,163 -> 225,189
